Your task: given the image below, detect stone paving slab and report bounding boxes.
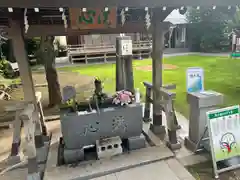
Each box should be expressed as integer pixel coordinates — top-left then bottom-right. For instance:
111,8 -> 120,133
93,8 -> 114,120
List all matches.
166,159 -> 195,180
1,168 -> 28,180
115,161 -> 179,180
91,159 -> 195,180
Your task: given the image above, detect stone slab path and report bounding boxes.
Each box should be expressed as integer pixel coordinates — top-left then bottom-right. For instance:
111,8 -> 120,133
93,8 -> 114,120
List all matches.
91,159 -> 195,180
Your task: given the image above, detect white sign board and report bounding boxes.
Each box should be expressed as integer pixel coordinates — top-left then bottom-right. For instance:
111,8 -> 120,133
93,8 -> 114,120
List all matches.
186,67 -> 204,93
119,39 -> 132,56
206,105 -> 240,178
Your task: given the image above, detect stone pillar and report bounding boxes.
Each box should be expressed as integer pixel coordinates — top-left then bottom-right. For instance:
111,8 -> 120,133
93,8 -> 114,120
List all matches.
124,56 -> 134,93
115,54 -> 125,91
116,36 -> 134,92
10,20 -> 44,151
150,12 -> 169,134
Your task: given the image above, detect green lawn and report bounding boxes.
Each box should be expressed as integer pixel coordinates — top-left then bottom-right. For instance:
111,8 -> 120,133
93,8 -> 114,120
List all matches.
60,55 -> 240,118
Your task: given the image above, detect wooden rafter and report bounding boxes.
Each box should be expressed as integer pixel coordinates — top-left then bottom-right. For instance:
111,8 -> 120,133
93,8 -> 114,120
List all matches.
0,0 -> 239,8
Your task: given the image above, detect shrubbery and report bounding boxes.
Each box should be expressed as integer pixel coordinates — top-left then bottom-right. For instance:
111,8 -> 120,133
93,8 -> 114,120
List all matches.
0,59 -> 16,78
187,7 -> 235,52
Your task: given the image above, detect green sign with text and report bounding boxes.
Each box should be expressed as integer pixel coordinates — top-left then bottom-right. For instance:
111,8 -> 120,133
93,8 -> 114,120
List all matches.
70,8 -> 117,30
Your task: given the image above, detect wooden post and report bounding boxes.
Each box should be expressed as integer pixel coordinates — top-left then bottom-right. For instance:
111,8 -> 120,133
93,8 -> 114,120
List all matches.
150,10 -> 168,134
143,86 -> 152,122
10,110 -> 22,157
20,103 -> 40,180
124,55 -> 134,93
10,20 -> 44,150
163,90 -> 181,150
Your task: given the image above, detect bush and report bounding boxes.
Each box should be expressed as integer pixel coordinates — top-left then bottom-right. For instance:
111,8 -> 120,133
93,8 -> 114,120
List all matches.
186,7 -> 233,52
0,60 -> 15,78
55,39 -> 67,57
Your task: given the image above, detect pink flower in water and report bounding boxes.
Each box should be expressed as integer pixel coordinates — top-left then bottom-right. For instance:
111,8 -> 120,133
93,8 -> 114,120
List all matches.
113,90 -> 134,106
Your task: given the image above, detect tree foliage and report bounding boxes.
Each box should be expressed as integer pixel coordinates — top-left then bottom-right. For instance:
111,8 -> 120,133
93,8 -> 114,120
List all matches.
228,7 -> 240,31
1,38 -> 40,62
25,38 -> 40,56
0,59 -> 14,78
186,7 -> 235,52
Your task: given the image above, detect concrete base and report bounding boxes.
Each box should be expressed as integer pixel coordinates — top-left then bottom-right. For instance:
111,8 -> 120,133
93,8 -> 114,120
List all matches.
42,135 -> 50,142
150,124 -> 166,135
166,141 -> 181,151
63,148 -> 85,164
128,135 -> 146,151
96,137 -> 123,159
184,137 -> 197,152
27,172 -> 40,180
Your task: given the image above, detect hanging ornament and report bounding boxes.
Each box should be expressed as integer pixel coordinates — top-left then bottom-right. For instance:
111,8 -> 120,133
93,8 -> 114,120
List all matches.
145,7 -> 151,30
168,25 -> 176,48
0,28 -> 8,59
24,8 -> 29,33
0,29 -> 7,60
120,8 -> 126,26
179,6 -> 187,15
0,29 -> 8,42
61,8 -> 68,30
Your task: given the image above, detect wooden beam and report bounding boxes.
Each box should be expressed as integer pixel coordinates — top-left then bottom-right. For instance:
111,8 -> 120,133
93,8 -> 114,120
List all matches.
0,0 -> 239,8
150,10 -> 170,134
7,22 -> 148,37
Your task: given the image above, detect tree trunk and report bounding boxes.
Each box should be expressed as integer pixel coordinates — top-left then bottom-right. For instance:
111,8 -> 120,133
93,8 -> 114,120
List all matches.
39,36 -> 62,107
9,40 -> 16,62
45,64 -> 61,107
